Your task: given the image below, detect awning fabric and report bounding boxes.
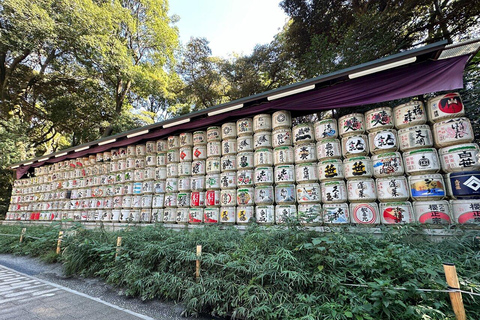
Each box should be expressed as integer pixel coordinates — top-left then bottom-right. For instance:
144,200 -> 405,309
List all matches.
16,54 -> 469,179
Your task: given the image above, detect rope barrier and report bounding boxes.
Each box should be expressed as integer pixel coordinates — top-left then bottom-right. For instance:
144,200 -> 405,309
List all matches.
0,233 -> 52,240
339,282 -> 480,297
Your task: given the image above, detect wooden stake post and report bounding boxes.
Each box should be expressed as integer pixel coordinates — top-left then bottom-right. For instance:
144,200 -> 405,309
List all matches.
196,245 -> 202,281
56,231 -> 64,255
115,237 -> 122,260
19,228 -> 26,243
443,263 -> 466,320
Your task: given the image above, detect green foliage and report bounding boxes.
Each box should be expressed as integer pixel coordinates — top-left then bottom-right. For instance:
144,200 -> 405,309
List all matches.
170,0 -> 480,113
61,226 -> 118,277
278,0 -> 480,78
3,223 -> 478,319
0,223 -> 63,261
460,51 -> 480,143
0,0 -> 179,146
220,31 -> 301,101
174,37 -> 230,113
0,0 -> 179,213
0,116 -> 32,217
173,35 -> 299,115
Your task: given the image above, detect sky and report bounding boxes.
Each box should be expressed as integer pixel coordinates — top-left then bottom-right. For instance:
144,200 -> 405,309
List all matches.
169,0 -> 289,58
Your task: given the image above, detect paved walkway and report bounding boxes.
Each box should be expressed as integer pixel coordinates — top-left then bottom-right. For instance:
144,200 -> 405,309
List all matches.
0,265 -> 154,320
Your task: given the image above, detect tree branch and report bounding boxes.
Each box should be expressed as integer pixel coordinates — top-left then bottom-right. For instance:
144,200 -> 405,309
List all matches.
9,49 -> 31,75
1,49 -> 30,101
116,79 -> 132,113
31,125 -> 56,147
26,49 -> 57,89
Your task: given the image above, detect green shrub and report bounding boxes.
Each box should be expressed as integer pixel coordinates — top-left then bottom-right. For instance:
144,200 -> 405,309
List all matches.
1,223 -> 479,319
0,223 -> 63,261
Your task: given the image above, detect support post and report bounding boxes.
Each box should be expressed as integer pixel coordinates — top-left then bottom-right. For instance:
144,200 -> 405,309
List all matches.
115,237 -> 122,260
19,228 -> 26,243
196,245 -> 202,281
56,231 -> 64,255
443,263 -> 466,320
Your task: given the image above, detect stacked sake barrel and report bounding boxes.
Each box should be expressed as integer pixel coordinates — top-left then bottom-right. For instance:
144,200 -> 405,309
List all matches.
70,156 -> 92,220
338,113 -> 373,225
393,99 -> 442,225
88,153 -> 109,221
9,153 -> 110,222
204,126 -> 221,223
8,162 -> 67,221
235,119 -> 254,223
113,147 -> 127,222
164,136 -> 180,223
273,112 -> 296,224
252,115 -> 275,223
316,118 -> 346,225
429,93 -> 480,225
189,131 -> 207,224
176,133 -> 193,223
126,143 -> 156,222
383,91 -> 480,226
141,143 -> 156,222
219,123 -> 237,223
68,156 -> 90,221
118,145 -> 138,221
8,176 -> 29,221
152,139 -> 167,223
366,108 -> 411,225
292,122 -> 320,224
69,155 -> 98,221
6,92 -> 479,227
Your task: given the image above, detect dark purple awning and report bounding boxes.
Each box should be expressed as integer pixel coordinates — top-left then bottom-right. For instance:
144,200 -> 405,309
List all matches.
16,54 -> 469,179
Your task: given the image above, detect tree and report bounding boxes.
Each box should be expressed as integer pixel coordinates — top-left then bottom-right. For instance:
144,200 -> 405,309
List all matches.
221,32 -> 299,101
279,0 -> 480,78
0,0 -> 179,152
0,0 -> 179,217
0,0 -> 102,155
93,0 -> 179,136
175,37 -> 229,113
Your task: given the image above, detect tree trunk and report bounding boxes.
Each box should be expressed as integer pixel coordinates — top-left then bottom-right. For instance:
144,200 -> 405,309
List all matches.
102,77 -> 132,137
433,0 -> 452,43
0,49 -> 30,110
115,78 -> 131,114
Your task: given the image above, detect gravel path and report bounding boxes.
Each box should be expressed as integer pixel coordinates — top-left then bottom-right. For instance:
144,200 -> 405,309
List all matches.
0,254 -> 219,320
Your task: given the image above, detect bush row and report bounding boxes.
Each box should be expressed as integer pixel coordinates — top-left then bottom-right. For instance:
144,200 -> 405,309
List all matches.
0,222 -> 479,319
